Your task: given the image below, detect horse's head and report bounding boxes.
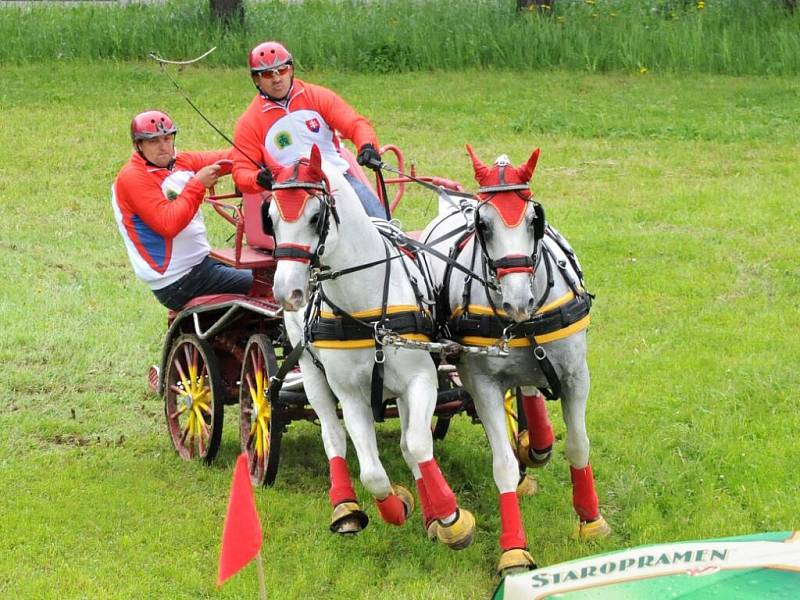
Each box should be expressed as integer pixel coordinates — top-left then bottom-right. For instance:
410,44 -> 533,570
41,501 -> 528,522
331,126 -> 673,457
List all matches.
466,144 -> 545,322
268,145 -> 340,311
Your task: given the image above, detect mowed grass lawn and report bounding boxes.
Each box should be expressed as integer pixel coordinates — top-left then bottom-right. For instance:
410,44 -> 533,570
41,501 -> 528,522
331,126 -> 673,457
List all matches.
0,63 -> 798,599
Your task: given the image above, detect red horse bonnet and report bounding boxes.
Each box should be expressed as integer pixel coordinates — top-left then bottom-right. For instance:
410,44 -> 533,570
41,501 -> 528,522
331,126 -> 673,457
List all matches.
466,144 -> 540,228
272,145 -> 329,222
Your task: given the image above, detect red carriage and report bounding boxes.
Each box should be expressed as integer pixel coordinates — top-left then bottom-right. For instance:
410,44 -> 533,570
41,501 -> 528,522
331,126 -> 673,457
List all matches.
147,145 -> 511,486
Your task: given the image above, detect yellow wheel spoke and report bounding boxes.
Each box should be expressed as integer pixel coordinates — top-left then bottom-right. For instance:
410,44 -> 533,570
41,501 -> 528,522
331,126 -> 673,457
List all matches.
256,370 -> 265,401
255,426 -> 263,457
194,399 -> 211,415
174,360 -> 192,395
192,407 -> 208,437
504,390 -> 518,441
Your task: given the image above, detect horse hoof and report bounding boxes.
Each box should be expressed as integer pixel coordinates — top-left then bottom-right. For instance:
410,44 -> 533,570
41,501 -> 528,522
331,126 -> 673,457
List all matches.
330,501 -> 369,534
436,508 -> 476,550
516,430 -> 552,469
497,548 -> 537,576
392,484 -> 415,519
516,474 -> 539,496
426,519 -> 439,541
572,514 -> 611,541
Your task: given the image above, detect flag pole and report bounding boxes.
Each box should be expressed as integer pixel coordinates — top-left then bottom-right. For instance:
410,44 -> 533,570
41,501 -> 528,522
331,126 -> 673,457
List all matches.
255,550 -> 267,600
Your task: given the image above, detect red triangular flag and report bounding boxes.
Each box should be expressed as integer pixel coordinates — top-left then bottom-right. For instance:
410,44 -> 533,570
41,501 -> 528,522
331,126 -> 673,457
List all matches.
217,453 -> 263,586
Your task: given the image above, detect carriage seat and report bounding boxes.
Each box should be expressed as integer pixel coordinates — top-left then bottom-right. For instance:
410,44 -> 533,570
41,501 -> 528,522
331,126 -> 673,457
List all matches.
208,191 -> 276,270
208,245 -> 275,270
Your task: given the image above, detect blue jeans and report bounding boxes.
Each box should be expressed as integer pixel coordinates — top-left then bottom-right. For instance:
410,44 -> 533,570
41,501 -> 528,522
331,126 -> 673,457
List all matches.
152,255 -> 254,311
344,172 -> 387,219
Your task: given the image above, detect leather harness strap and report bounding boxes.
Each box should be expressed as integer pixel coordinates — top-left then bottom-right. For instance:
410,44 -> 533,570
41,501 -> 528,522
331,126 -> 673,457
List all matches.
443,224 -> 593,401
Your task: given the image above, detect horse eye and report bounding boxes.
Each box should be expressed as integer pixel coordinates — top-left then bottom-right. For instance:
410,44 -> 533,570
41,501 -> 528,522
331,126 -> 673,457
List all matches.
309,212 -> 320,228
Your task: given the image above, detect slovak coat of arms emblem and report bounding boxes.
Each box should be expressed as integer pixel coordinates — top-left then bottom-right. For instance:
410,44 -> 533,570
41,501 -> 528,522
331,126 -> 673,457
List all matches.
305,118 -> 321,133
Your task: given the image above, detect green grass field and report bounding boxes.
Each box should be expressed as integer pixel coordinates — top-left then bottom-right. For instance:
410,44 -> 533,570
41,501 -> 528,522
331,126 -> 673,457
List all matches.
1,63 -> 798,598
2,0 -> 799,74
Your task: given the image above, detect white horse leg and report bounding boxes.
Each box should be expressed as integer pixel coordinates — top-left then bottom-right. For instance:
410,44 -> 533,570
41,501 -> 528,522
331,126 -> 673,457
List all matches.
336,393 -> 411,526
396,398 -> 437,535
402,374 -> 476,550
298,354 -> 368,533
560,363 -> 611,540
466,375 -> 537,573
285,313 -> 366,532
393,397 -> 426,528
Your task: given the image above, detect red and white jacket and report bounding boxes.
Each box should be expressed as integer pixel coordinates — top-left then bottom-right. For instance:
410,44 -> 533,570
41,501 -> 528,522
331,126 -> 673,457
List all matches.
111,150 -> 230,290
232,78 -> 378,194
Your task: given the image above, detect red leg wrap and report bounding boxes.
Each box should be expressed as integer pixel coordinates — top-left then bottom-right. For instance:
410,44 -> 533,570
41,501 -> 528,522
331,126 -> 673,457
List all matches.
415,478 -> 434,526
418,459 -> 457,519
570,464 -> 600,522
522,393 -> 554,451
375,493 -> 407,526
328,456 -> 357,507
499,492 -> 527,550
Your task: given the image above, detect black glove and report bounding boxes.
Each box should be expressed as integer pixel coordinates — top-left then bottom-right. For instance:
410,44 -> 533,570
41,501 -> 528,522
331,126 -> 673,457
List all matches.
256,168 -> 273,191
357,144 -> 382,171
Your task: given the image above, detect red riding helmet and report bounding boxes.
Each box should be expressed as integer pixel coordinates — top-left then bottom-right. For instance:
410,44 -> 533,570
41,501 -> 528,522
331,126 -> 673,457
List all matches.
249,41 -> 293,74
130,110 -> 178,143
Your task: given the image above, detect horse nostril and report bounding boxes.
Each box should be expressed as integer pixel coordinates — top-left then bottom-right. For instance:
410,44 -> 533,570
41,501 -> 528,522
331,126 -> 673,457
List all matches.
290,289 -> 304,303
502,302 -> 513,315
527,298 -> 535,311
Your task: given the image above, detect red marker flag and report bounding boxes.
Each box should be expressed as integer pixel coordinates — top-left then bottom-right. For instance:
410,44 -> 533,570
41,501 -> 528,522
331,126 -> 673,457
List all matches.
217,453 -> 263,586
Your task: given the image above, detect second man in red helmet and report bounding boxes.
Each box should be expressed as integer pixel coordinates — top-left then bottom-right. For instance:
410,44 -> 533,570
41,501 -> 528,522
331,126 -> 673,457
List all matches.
232,41 -> 385,218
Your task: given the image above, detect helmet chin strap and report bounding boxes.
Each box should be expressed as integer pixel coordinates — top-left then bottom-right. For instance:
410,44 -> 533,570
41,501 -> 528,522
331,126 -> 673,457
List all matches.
257,78 -> 294,103
135,140 -> 177,170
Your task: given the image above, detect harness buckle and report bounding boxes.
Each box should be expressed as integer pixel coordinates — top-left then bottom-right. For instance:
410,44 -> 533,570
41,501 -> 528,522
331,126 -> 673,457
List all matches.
309,266 -> 328,286
533,345 -> 547,360
462,203 -> 476,224
374,347 -> 385,364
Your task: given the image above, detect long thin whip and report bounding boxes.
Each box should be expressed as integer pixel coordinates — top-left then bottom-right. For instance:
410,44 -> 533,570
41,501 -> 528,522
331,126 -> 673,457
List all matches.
148,48 -> 266,171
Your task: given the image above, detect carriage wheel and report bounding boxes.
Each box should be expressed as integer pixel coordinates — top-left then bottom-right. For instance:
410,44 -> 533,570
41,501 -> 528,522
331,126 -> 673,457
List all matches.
164,334 -> 224,464
239,334 -> 283,487
504,389 -> 520,445
505,388 -> 529,479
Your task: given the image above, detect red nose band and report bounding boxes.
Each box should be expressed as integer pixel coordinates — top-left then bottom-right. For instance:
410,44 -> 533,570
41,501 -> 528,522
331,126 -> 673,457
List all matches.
496,265 -> 534,279
494,254 -> 534,279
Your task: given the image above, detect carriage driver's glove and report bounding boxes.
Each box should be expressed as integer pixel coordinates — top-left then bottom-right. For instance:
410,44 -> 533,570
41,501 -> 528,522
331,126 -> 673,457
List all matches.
357,144 -> 382,171
256,168 -> 274,191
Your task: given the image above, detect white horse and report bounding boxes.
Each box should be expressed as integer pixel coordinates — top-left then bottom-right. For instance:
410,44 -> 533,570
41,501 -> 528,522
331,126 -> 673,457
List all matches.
268,145 -> 475,548
419,146 -> 611,573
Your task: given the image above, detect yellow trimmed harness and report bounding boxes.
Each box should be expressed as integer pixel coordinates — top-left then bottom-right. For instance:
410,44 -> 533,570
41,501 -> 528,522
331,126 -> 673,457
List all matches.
311,305 -> 434,349
451,290 -> 591,347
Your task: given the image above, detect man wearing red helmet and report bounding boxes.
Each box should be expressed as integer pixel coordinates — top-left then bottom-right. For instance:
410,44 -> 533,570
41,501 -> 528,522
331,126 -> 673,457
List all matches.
112,110 -> 253,310
232,41 -> 385,217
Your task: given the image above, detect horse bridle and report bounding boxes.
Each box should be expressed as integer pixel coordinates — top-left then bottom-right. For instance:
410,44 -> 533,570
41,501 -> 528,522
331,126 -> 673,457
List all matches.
473,184 -> 546,282
263,166 -> 340,267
